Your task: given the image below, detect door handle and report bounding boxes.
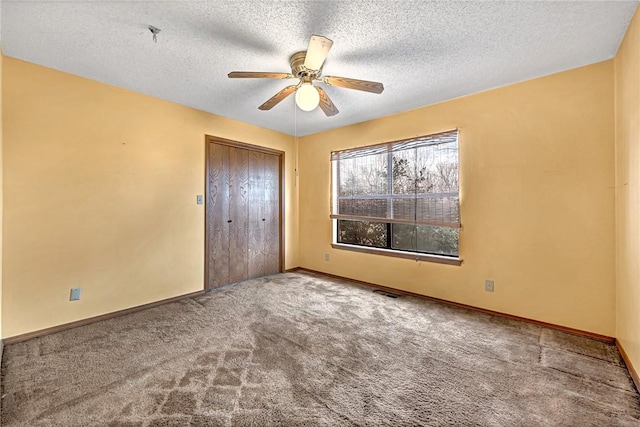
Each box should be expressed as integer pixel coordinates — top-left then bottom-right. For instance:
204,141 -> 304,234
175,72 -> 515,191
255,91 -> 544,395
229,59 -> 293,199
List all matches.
227,220 -> 232,223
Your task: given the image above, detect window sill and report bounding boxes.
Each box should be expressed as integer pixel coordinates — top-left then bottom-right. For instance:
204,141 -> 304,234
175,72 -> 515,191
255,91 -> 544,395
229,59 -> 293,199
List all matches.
331,243 -> 463,266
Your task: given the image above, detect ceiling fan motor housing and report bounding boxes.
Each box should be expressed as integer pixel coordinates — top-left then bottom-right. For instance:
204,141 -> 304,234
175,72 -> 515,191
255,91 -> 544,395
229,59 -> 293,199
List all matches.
290,51 -> 321,79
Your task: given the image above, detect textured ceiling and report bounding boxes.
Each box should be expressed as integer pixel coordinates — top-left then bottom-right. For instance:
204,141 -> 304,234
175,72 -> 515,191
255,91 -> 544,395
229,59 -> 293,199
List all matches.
2,1 -> 638,136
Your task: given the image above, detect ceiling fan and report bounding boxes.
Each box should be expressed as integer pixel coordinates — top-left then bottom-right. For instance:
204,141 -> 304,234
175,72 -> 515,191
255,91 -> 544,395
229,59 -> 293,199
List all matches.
228,35 -> 384,116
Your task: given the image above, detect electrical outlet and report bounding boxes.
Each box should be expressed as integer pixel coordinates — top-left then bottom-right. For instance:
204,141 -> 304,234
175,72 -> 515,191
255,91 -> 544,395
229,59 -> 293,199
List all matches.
196,195 -> 204,205
485,280 -> 494,292
70,288 -> 81,301
324,253 -> 330,261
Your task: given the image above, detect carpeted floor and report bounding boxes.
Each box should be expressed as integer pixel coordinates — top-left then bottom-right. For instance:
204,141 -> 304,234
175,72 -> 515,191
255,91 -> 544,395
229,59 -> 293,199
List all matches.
2,271 -> 639,426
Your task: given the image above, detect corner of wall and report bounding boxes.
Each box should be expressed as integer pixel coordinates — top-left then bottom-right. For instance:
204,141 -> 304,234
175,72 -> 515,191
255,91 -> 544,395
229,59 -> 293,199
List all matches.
1,43 -> 4,344
292,133 -> 300,268
614,3 -> 640,384
1,40 -> 5,427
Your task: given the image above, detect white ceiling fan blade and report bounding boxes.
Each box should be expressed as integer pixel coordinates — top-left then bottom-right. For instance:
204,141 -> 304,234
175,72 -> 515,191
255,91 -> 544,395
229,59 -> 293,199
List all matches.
304,35 -> 333,71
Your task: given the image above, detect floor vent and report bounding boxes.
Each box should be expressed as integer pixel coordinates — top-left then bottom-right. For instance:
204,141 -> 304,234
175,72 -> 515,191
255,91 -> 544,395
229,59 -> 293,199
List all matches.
373,289 -> 401,298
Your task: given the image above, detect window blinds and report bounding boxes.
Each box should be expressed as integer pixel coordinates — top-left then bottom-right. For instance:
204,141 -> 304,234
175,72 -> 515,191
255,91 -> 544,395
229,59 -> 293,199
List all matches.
330,130 -> 460,228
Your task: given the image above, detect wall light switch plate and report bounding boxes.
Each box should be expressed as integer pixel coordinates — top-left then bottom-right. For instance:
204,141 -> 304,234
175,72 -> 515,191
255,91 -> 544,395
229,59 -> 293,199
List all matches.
70,288 -> 81,301
485,280 -> 494,292
196,195 -> 204,205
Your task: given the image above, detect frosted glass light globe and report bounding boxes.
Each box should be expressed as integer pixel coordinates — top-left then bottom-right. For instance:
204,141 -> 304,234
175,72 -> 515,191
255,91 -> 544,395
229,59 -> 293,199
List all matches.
295,84 -> 320,111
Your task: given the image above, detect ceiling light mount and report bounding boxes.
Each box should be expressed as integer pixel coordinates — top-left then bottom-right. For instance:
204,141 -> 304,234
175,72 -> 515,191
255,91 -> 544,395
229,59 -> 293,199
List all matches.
148,25 -> 161,43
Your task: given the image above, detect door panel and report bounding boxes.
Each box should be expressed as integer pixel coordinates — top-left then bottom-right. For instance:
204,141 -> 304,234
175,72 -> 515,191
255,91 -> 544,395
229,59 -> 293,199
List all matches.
208,143 -> 230,288
228,146 -> 249,284
263,153 -> 280,275
248,151 -> 266,278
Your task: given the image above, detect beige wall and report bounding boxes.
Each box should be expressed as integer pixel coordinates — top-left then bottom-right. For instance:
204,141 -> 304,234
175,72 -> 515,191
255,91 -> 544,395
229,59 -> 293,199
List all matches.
615,7 -> 640,372
0,47 -> 3,340
2,57 -> 297,338
299,61 -> 616,336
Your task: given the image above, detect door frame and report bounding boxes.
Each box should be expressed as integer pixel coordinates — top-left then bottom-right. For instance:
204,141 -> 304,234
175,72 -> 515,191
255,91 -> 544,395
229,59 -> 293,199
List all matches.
204,135 -> 285,291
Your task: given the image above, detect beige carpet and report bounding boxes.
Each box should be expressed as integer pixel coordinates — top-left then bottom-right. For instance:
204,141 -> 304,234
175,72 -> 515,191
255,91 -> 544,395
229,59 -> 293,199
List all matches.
2,271 -> 639,426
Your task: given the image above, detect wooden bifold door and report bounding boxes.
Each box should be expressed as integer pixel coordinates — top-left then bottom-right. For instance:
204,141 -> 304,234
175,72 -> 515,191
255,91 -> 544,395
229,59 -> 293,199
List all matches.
205,137 -> 283,289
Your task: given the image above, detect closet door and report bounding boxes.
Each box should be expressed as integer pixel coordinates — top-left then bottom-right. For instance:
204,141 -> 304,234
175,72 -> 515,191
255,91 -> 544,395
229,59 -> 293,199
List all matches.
247,151 -> 280,277
248,151 -> 266,278
227,146 -> 249,284
206,138 -> 282,290
207,143 -> 230,288
263,153 -> 281,275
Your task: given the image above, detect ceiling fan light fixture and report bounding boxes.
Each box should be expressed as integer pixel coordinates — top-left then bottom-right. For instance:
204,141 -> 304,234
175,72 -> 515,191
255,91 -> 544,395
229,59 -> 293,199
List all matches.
227,34 -> 383,116
295,83 -> 320,112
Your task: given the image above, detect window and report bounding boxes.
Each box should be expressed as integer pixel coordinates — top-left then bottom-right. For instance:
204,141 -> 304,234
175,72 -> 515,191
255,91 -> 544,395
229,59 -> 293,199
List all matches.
331,130 -> 460,259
